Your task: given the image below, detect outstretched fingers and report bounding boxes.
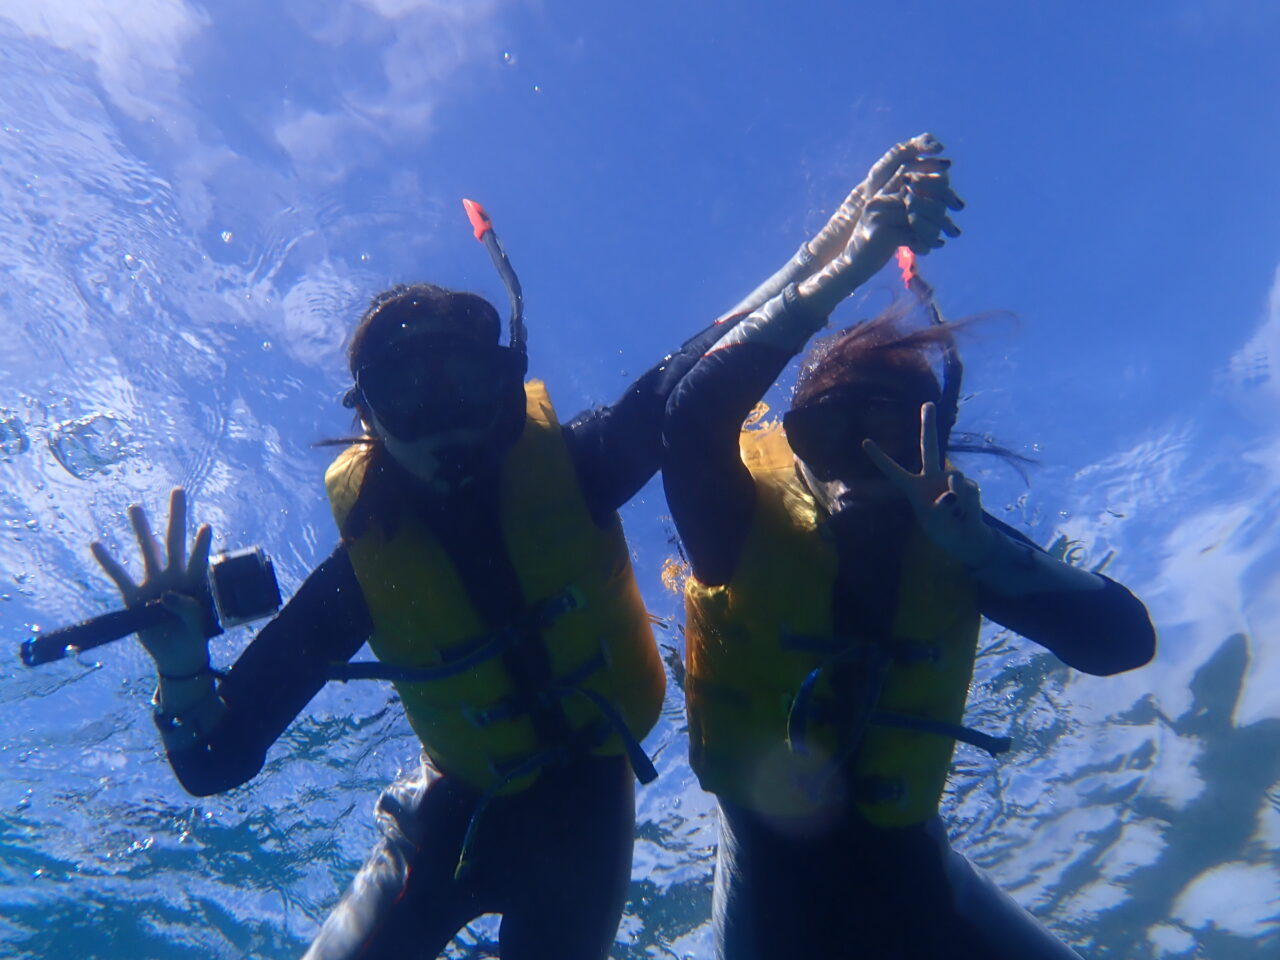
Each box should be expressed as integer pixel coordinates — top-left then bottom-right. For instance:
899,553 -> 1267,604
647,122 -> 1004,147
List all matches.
919,402 -> 942,476
130,503 -> 164,580
186,523 -> 213,585
165,487 -> 187,577
91,540 -> 140,603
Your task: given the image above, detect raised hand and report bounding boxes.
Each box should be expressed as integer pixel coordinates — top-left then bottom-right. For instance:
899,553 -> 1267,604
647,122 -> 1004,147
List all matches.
860,402 -> 997,568
91,487 -> 214,676
797,139 -> 963,316
806,132 -> 955,267
715,133 -> 961,325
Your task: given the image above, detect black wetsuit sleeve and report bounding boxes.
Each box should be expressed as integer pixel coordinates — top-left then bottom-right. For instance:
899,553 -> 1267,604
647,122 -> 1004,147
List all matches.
165,546 -> 372,796
974,515 -> 1156,676
662,340 -> 796,586
562,319 -> 743,525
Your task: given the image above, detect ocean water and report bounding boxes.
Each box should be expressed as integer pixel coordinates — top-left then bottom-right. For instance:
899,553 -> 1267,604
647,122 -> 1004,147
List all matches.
2,3 -> 1279,958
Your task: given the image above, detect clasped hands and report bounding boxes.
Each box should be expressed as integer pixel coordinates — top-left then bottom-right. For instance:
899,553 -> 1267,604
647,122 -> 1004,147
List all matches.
797,133 -> 965,316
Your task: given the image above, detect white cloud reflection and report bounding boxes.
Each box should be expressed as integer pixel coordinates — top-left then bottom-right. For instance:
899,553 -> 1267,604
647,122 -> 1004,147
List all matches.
0,0 -> 207,122
0,0 -> 510,187
1010,264 -> 1280,949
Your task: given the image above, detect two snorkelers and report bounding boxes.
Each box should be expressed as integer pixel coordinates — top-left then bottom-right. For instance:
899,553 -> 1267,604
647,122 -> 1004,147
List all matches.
81,133 -> 1153,958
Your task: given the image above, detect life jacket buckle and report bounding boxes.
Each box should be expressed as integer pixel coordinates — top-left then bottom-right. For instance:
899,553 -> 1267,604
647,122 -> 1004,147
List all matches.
535,586 -> 585,627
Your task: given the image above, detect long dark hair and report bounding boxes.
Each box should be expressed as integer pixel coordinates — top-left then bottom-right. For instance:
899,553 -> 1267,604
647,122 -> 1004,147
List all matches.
794,303 -> 1032,475
320,283 -> 504,543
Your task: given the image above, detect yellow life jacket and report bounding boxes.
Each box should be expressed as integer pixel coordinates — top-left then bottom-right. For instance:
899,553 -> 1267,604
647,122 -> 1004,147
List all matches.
684,421 -> 984,827
325,380 -> 664,795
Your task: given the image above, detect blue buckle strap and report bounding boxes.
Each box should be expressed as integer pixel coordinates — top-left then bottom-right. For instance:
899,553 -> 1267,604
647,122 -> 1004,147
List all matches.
552,685 -> 658,784
787,648 -> 891,758
460,650 -> 609,727
870,712 -> 1012,757
786,665 -> 825,756
327,586 -> 584,685
328,632 -> 511,684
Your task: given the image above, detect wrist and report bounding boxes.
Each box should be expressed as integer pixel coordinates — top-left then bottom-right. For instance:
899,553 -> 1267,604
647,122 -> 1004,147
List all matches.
716,284 -> 828,353
960,525 -> 1004,575
154,669 -> 216,716
153,675 -> 225,752
145,631 -> 211,679
796,259 -> 877,316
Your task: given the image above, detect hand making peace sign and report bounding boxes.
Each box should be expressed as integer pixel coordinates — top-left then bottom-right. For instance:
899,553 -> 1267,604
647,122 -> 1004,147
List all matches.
861,402 -> 999,569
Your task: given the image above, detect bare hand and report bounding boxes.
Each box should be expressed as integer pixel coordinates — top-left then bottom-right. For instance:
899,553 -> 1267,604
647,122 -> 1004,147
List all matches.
91,487 -> 214,674
861,402 -> 997,567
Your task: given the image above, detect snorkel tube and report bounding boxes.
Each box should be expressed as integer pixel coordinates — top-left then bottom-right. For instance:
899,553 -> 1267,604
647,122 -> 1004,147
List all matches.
896,247 -> 962,447
462,199 -> 526,369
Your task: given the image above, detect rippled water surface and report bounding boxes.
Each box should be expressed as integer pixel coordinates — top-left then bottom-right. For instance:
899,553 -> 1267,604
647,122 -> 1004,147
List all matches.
2,4 -> 1279,958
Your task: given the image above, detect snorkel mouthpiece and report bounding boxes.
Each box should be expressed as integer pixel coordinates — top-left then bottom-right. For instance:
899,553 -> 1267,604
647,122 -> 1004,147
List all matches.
463,199 -> 526,363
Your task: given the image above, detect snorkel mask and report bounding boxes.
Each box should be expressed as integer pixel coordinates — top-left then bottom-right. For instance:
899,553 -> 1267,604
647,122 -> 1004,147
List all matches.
345,200 -> 528,443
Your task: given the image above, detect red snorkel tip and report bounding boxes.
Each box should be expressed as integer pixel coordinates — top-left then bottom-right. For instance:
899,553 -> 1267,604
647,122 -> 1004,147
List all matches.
462,198 -> 493,241
896,246 -> 916,289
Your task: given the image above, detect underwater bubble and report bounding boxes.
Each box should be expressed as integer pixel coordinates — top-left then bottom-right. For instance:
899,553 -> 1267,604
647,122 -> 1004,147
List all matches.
47,413 -> 134,479
0,411 -> 30,455
502,50 -> 516,65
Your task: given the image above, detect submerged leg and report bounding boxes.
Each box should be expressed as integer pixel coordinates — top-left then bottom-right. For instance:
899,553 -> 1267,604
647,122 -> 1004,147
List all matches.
712,802 -> 1084,960
301,761 -> 491,960
712,800 -> 851,960
495,754 -> 636,960
925,816 -> 1085,960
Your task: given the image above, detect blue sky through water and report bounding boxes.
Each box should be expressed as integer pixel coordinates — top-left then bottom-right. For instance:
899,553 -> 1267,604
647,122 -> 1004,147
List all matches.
1,1 -> 1279,957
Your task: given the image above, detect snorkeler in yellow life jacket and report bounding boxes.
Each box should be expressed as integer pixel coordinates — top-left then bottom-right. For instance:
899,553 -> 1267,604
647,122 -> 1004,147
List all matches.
89,200 -> 743,960
685,419 -> 988,828
324,377 -> 663,800
662,133 -> 1156,960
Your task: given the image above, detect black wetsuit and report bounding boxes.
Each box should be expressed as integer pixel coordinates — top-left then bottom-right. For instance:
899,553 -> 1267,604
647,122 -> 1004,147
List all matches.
662,335 -> 1156,960
166,320 -> 733,960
